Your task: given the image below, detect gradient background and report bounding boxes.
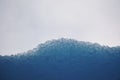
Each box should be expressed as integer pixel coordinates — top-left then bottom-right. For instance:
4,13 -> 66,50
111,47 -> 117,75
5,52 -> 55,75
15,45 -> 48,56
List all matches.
0,0 -> 120,55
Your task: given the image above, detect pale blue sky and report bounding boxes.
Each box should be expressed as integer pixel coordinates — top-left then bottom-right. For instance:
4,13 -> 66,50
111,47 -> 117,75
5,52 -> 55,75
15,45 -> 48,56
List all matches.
0,0 -> 120,55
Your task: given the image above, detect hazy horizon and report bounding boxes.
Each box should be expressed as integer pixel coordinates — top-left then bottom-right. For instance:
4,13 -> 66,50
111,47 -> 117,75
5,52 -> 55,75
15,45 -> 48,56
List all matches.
0,0 -> 120,55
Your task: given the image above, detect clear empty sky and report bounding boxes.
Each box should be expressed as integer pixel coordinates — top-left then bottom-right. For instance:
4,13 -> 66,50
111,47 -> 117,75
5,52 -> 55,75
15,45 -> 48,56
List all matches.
0,0 -> 120,55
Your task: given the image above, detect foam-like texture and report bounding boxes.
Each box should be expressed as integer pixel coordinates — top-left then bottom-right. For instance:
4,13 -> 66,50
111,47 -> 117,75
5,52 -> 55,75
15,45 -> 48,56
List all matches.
0,38 -> 120,80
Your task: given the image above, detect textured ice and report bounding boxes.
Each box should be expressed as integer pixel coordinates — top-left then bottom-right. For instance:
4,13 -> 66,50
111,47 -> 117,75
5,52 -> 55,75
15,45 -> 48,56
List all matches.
0,38 -> 120,80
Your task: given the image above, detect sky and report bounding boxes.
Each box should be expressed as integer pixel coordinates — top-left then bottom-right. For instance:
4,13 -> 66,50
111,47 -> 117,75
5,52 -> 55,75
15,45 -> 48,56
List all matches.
0,0 -> 120,55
